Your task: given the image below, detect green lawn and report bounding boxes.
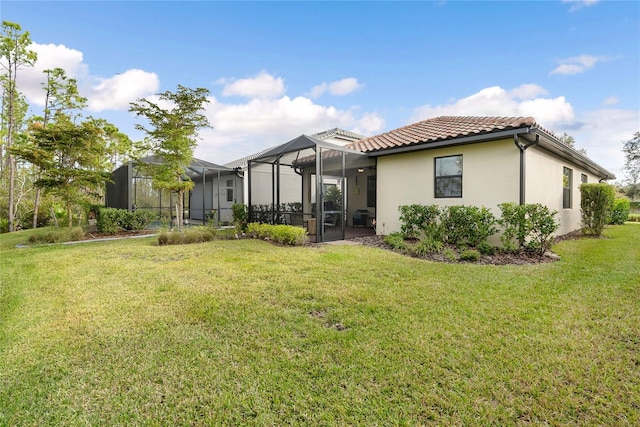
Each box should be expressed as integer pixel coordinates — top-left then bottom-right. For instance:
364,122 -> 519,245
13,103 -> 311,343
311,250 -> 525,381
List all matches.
1,225 -> 638,426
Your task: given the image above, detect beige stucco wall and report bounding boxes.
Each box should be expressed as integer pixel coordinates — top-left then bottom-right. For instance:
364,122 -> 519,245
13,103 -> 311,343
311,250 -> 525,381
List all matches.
525,146 -> 599,235
375,139 -> 519,235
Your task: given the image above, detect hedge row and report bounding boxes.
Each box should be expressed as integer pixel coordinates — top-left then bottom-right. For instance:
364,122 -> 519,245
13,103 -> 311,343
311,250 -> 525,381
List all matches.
396,203 -> 559,255
96,208 -> 157,234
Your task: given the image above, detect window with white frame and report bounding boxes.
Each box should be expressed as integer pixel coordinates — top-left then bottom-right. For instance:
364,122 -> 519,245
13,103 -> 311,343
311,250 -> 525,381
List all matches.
435,155 -> 462,198
226,179 -> 234,202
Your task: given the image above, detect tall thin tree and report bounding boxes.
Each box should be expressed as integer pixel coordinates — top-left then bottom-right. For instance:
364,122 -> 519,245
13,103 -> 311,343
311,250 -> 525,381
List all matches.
1,21 -> 37,232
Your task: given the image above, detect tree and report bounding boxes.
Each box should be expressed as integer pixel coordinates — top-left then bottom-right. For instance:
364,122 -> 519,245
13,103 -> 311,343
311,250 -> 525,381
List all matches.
0,90 -> 31,228
558,132 -> 588,156
11,115 -> 110,227
129,85 -> 211,228
1,21 -> 37,232
622,132 -> 640,201
91,118 -> 133,171
30,68 -> 88,228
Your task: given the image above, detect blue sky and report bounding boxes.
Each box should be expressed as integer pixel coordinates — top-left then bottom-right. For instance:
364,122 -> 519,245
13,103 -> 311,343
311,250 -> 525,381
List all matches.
3,0 -> 639,179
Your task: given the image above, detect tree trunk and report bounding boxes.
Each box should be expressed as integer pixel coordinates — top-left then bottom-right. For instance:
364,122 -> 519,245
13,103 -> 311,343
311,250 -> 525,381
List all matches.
8,153 -> 15,231
67,202 -> 73,228
33,186 -> 41,229
177,189 -> 184,229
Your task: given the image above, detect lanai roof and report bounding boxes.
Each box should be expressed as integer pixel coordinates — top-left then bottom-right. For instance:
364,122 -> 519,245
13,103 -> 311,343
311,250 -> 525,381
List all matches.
136,155 -> 231,179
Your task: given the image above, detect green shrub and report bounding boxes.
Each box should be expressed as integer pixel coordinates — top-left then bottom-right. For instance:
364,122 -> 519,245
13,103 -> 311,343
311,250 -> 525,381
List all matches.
498,202 -> 528,251
245,223 -> 308,246
476,241 -> 496,255
384,232 -> 408,251
0,218 -> 8,234
609,198 -> 630,225
270,224 -> 308,246
398,204 -> 442,240
158,229 -> 169,245
96,208 -> 125,234
97,208 -> 156,233
442,205 -> 497,247
443,248 -> 458,262
232,203 -> 248,233
247,222 -> 269,239
28,226 -> 85,244
460,248 -> 481,262
157,226 -> 216,245
524,204 -> 559,255
124,210 -> 157,230
498,203 -> 558,255
411,238 -> 443,256
580,183 -> 615,236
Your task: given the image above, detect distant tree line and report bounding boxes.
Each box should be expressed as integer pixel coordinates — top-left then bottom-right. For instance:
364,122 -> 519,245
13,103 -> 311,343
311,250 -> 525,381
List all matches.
1,20 -> 210,232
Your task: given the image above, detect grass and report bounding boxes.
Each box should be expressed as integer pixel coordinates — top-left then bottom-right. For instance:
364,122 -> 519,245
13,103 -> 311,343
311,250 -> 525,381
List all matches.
1,225 -> 639,426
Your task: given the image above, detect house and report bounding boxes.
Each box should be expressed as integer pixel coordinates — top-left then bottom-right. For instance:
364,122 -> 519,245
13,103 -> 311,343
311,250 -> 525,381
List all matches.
106,156 -> 239,225
226,128 -> 365,208
343,116 -> 616,237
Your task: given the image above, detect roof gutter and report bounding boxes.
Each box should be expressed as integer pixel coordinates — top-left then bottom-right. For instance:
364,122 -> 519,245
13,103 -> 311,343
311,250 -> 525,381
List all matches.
367,128 -> 527,157
533,127 -> 616,180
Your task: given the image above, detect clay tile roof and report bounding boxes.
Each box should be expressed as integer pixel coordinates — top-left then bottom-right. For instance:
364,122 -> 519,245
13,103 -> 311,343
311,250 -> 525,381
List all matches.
346,116 -> 537,153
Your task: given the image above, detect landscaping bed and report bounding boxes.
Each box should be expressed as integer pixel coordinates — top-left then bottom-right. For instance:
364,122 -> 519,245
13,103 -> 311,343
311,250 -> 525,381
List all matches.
349,234 -> 560,265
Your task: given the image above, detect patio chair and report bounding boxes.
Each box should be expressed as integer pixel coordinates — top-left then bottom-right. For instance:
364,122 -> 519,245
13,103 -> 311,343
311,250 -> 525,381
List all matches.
323,213 -> 340,229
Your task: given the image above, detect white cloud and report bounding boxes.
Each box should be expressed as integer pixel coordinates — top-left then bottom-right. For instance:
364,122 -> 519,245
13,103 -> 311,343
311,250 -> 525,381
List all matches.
195,90 -> 384,164
410,84 -> 575,128
16,42 -> 158,113
310,77 -> 364,98
602,96 -> 618,106
509,83 -> 548,99
88,69 -> 160,112
558,109 -> 639,179
220,71 -> 285,99
550,54 -> 609,75
562,0 -> 600,12
409,84 -> 635,179
353,113 -> 386,136
17,43 -> 88,106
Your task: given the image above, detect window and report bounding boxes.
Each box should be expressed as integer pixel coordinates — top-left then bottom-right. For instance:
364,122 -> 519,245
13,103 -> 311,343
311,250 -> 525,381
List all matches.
581,174 -> 588,184
563,167 -> 573,209
435,155 -> 462,198
226,179 -> 234,202
367,175 -> 376,208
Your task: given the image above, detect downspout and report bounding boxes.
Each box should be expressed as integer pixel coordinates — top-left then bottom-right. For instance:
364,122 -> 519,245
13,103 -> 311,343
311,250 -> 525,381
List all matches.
514,133 -> 540,205
216,170 -> 221,224
202,167 -> 205,224
247,161 -> 252,222
276,155 -> 281,224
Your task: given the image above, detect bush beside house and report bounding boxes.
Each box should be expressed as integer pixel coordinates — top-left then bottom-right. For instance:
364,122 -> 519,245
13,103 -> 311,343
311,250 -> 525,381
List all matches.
388,202 -> 559,260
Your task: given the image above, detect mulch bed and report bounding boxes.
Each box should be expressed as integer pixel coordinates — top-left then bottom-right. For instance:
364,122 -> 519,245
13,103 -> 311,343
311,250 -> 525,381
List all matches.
79,228 -> 590,266
346,234 -> 585,266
